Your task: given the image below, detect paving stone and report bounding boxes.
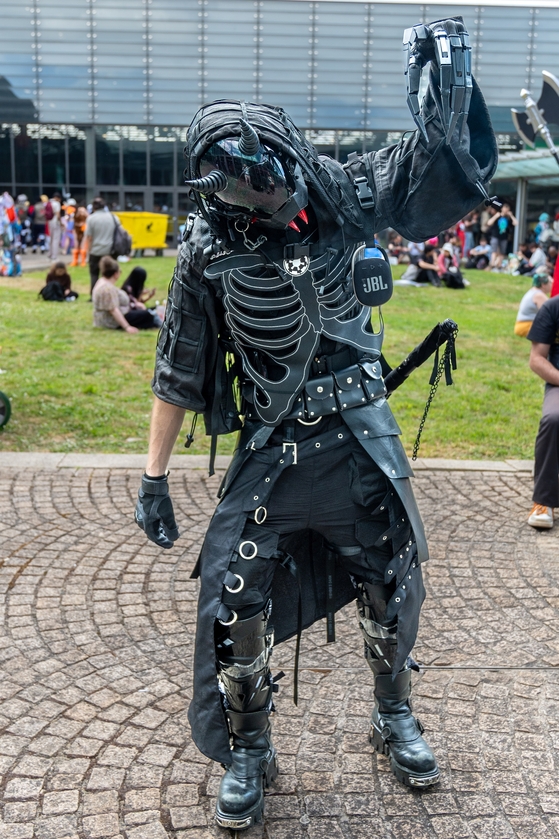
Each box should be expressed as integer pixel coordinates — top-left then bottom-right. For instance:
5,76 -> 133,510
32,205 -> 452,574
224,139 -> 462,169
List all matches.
81,813 -> 120,838
2,463 -> 559,837
41,790 -> 79,815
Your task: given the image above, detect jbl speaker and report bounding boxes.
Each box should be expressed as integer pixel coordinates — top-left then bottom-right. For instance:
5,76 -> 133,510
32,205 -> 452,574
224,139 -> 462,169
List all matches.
351,244 -> 393,307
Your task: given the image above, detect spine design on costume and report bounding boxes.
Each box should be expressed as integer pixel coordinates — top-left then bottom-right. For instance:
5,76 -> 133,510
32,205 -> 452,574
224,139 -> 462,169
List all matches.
206,245 -> 384,425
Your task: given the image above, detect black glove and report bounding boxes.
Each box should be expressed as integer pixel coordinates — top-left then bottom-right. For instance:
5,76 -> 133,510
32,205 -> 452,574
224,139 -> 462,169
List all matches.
135,473 -> 179,549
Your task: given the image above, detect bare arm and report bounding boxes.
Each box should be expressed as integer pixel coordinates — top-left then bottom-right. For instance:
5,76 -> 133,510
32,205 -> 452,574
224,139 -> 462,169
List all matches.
529,342 -> 559,386
110,306 -> 138,333
533,291 -> 548,311
146,397 -> 186,476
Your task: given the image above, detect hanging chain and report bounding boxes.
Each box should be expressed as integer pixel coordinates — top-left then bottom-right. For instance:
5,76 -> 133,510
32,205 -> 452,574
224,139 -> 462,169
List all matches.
412,326 -> 458,461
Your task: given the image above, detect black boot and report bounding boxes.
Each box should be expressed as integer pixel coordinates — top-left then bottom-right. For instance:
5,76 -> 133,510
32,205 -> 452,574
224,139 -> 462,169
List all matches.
214,607 -> 278,830
369,668 -> 439,788
215,708 -> 278,830
355,581 -> 439,788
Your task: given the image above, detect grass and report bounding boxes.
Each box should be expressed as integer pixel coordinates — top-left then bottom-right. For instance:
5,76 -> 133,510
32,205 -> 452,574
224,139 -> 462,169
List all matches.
0,257 -> 544,459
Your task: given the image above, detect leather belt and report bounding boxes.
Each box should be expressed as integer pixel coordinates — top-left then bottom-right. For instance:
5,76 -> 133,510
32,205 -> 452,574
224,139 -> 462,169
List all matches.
246,361 -> 386,423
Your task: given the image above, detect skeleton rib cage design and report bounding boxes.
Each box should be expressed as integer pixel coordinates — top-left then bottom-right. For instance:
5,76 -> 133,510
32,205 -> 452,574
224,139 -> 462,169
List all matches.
205,246 -> 384,425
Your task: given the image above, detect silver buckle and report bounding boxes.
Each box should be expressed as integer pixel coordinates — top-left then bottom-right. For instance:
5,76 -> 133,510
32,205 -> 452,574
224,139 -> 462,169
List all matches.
282,441 -> 297,464
297,416 -> 322,426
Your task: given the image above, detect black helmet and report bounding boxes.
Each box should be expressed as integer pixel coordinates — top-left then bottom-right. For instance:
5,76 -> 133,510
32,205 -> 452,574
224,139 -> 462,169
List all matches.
186,118 -> 307,228
183,100 -> 361,234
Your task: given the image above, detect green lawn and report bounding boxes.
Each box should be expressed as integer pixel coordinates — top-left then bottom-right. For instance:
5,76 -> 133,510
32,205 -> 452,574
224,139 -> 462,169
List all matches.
0,256 -> 543,459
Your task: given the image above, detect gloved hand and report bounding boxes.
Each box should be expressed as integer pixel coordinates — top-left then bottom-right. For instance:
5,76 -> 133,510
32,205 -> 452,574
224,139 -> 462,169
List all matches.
403,17 -> 472,143
135,473 -> 180,549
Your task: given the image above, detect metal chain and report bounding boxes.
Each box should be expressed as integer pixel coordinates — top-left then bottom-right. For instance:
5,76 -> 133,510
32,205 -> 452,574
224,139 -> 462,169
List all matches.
412,329 -> 458,461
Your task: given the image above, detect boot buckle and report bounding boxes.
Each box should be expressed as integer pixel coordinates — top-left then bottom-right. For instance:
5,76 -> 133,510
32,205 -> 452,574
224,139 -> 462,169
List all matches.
215,814 -> 253,830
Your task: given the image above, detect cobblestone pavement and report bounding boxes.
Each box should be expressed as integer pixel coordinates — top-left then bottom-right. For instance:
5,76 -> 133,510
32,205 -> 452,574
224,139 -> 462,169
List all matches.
0,460 -> 558,839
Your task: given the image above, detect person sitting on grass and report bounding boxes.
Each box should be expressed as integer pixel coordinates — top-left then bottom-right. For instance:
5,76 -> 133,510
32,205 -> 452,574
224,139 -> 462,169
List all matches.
40,261 -> 78,301
92,256 -> 139,334
514,272 -> 552,337
437,242 -> 466,288
121,267 -> 162,328
465,235 -> 491,270
122,266 -> 155,304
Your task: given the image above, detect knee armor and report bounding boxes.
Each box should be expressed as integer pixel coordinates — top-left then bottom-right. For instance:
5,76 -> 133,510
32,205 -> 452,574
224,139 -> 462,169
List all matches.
357,581 -> 398,674
215,606 -> 274,714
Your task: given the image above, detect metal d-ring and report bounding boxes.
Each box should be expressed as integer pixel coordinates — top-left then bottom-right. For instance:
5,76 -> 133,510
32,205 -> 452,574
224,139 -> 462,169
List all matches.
218,609 -> 238,626
239,540 -> 258,560
225,574 -> 244,594
254,506 -> 267,524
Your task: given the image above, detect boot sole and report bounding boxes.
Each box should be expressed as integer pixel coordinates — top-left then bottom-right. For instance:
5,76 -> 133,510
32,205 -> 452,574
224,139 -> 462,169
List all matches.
369,725 -> 439,789
215,752 -> 278,831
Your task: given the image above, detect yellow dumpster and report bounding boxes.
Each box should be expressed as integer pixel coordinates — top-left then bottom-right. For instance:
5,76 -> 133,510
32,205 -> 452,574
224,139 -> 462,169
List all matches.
117,212 -> 169,253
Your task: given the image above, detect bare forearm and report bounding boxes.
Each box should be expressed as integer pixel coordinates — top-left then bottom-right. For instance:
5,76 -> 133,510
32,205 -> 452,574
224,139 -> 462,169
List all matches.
110,307 -> 131,331
146,397 -> 186,476
530,354 -> 559,386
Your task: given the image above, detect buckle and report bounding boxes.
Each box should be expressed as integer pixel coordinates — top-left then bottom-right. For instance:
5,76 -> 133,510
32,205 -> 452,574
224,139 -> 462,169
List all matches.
353,176 -> 374,210
282,441 -> 297,465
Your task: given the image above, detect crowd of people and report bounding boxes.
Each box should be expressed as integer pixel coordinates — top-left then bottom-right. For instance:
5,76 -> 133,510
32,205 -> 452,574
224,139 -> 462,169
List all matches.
0,191 -> 91,267
0,190 -> 163,333
387,203 -> 559,282
39,253 -> 164,332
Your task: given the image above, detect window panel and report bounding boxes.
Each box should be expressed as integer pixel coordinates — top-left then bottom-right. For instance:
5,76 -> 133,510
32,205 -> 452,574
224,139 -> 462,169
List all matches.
38,0 -> 90,123
475,6 -> 533,105
14,128 -> 39,183
0,127 -> 11,184
94,0 -> 145,124
123,138 -> 147,186
204,0 -> 256,101
96,129 -> 119,185
368,4 -> 426,131
42,137 -> 66,186
1,7 -> 35,109
260,1 -> 311,125
150,136 -> 174,186
69,135 -> 86,185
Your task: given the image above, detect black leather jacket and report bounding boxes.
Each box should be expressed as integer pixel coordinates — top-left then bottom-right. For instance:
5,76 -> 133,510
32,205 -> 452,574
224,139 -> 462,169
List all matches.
152,76 -> 496,435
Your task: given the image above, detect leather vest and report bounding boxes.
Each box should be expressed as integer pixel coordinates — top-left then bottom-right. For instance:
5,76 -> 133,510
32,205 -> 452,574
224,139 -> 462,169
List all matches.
204,244 -> 384,425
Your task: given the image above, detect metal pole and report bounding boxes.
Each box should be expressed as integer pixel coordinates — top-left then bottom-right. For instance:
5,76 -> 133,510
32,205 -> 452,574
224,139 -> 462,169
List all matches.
84,127 -> 96,204
514,177 -> 528,252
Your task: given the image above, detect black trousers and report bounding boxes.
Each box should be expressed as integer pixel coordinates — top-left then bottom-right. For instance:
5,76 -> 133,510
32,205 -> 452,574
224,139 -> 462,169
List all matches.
125,309 -> 157,329
534,385 -> 559,507
221,433 -> 411,618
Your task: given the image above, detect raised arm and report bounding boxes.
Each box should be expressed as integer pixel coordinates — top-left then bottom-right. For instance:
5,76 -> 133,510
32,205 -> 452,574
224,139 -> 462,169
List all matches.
344,17 -> 498,242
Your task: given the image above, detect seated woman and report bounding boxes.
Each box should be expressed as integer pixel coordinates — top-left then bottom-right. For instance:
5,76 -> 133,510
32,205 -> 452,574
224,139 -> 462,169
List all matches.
437,242 -> 466,288
43,261 -> 79,300
121,267 -> 162,329
399,242 -> 440,285
92,256 -> 139,334
514,272 -> 552,337
465,236 -> 491,270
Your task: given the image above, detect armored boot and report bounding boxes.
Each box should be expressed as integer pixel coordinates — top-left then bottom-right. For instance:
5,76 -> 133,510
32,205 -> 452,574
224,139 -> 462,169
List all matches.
215,607 -> 278,830
357,582 -> 439,788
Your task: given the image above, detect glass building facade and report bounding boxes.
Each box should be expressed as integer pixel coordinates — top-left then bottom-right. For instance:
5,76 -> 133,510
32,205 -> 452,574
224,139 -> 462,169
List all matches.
1,0 -> 555,222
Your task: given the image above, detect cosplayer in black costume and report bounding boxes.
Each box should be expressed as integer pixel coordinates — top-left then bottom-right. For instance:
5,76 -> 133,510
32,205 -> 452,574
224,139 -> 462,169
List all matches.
136,18 -> 497,831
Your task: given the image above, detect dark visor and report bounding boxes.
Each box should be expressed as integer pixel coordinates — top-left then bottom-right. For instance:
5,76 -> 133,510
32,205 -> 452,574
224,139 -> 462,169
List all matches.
199,139 -> 293,215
